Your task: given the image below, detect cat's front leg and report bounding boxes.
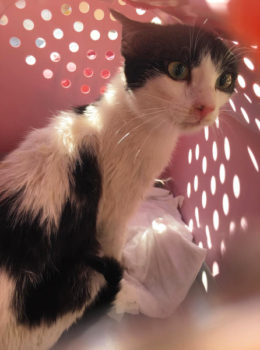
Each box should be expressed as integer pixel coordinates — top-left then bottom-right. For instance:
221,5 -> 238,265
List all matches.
97,221 -> 127,261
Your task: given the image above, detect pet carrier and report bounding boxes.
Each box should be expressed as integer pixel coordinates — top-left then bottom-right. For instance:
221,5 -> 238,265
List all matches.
0,0 -> 259,349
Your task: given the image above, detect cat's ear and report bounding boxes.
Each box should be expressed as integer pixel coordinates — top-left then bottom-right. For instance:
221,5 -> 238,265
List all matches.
110,9 -> 147,58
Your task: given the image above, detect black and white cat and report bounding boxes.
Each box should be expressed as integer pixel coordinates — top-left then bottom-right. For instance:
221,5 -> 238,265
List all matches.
0,9 -> 237,350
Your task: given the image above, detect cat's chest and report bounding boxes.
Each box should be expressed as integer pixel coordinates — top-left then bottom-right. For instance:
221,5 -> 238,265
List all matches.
98,124 -> 178,212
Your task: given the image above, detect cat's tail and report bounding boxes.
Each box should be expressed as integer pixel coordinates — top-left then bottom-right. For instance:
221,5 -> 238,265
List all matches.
85,255 -> 123,311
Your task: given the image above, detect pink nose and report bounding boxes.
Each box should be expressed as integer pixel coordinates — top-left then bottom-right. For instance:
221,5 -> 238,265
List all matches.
194,104 -> 215,119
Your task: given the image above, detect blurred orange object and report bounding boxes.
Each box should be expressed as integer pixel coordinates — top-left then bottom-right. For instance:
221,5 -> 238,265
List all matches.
228,0 -> 260,62
229,0 -> 260,44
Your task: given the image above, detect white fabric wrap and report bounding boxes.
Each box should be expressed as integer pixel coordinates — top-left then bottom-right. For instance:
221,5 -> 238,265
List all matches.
112,188 -> 207,319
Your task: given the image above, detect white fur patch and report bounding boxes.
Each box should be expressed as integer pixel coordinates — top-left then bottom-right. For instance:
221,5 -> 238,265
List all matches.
0,111 -> 100,233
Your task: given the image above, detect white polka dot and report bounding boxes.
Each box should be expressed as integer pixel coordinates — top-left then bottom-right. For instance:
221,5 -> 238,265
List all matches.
255,118 -> 260,131
238,74 -> 246,88
233,175 -> 240,198
69,42 -> 79,53
195,207 -> 200,228
188,219 -> 194,232
243,57 -> 254,71
15,0 -> 26,9
213,210 -> 219,231
53,28 -> 64,39
194,175 -> 198,192
240,217 -> 248,231
211,176 -> 216,195
229,98 -> 236,112
204,126 -> 209,141
223,193 -> 229,215
202,156 -> 207,174
50,52 -> 61,62
35,37 -> 46,48
212,141 -> 218,161
240,107 -> 250,123
229,221 -> 236,234
212,261 -> 219,277
220,240 -> 226,255
219,163 -> 226,184
136,8 -> 146,15
73,21 -> 84,32
43,69 -> 53,79
247,146 -> 259,172
151,17 -> 162,24
0,14 -> 8,25
23,19 -> 34,30
198,241 -> 204,249
195,144 -> 200,160
205,226 -> 212,249
187,182 -> 191,198
9,37 -> 21,47
41,9 -> 52,21
215,116 -> 220,128
224,137 -> 231,161
66,62 -> 77,72
202,191 -> 207,209
201,271 -> 208,292
90,30 -> 101,41
244,93 -> 252,103
253,83 -> 260,97
108,30 -> 118,40
25,55 -> 36,65
188,149 -> 192,164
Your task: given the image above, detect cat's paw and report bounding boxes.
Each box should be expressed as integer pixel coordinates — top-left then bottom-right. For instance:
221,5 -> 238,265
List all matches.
109,278 -> 139,320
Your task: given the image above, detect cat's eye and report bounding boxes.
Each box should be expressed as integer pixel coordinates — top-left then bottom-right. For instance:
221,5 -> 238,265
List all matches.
168,61 -> 189,81
216,73 -> 233,91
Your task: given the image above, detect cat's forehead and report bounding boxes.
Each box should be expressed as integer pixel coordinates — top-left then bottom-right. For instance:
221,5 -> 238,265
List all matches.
127,23 -> 236,71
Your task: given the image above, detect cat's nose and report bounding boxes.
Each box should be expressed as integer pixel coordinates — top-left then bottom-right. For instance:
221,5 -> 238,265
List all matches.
194,104 -> 215,119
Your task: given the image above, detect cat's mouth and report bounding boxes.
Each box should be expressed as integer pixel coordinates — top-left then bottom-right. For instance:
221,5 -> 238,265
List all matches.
179,120 -> 204,129
179,115 -> 214,130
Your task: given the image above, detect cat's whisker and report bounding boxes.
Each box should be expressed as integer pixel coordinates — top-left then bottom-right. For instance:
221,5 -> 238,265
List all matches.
116,113 -> 163,145
114,107 -> 168,136
223,43 -> 252,64
226,46 -> 254,62
189,25 -> 197,60
140,92 -> 172,104
193,25 -> 204,60
115,113 -> 162,135
215,120 -> 225,139
140,93 -> 192,114
219,107 -> 234,113
218,115 -> 235,137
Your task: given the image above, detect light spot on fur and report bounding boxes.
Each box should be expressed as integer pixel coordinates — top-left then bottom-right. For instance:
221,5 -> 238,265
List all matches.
55,117 -> 75,154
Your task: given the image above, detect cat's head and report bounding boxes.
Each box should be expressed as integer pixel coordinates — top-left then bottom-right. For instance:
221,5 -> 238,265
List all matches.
111,10 -> 238,132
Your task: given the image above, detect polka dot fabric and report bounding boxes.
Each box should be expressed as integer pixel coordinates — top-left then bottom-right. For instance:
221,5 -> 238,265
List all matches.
0,0 -> 260,282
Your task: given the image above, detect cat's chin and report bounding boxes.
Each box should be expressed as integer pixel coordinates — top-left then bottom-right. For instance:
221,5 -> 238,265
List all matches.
178,120 -> 214,134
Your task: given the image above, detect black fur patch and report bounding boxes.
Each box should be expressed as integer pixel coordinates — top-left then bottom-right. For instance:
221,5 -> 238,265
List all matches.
0,147 -> 122,327
53,257 -> 123,347
122,23 -> 238,90
72,105 -> 89,115
84,256 -> 123,317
